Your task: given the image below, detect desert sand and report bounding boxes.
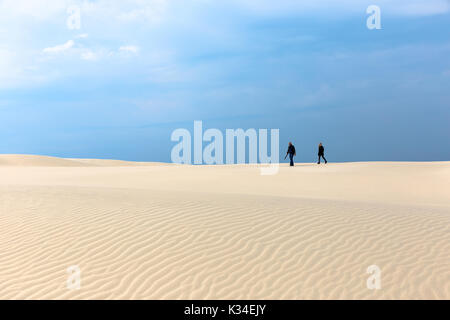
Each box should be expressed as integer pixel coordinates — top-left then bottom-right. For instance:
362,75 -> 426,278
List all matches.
0,154 -> 448,299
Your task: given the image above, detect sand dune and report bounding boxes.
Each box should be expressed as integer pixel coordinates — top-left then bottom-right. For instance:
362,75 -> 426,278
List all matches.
0,155 -> 448,299
0,154 -> 94,167
0,154 -> 167,167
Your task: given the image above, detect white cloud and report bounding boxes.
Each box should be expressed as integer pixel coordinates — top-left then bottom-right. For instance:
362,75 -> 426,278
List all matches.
388,0 -> 450,15
81,50 -> 97,61
119,45 -> 139,54
43,40 -> 74,54
0,0 -> 69,21
0,0 -> 447,25
0,47 -> 55,88
0,0 -> 169,25
0,0 -> 448,90
80,0 -> 168,24
229,0 -> 450,17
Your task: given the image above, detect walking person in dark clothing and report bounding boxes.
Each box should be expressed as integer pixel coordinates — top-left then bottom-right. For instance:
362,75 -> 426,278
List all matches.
286,142 -> 296,166
318,142 -> 327,164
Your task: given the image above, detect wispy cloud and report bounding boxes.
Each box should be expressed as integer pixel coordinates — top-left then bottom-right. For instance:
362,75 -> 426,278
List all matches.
388,0 -> 450,15
230,0 -> 450,17
1,0 -> 449,90
43,40 -> 74,54
0,0 -> 68,21
81,50 -> 97,61
119,45 -> 139,54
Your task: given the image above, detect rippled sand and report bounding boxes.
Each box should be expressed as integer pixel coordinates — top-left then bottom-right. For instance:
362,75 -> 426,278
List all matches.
0,155 -> 448,299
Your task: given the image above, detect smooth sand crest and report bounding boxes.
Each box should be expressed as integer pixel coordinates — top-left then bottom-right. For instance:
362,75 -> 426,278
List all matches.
0,155 -> 449,299
0,154 -> 168,167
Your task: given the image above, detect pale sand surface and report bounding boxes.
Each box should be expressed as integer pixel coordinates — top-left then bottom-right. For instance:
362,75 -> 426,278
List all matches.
0,155 -> 448,299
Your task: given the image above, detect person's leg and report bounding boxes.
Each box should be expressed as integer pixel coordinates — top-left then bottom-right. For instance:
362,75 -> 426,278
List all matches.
289,154 -> 294,166
317,155 -> 320,164
323,155 -> 327,164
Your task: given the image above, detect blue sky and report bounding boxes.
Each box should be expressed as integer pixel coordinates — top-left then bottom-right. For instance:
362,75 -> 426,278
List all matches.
0,0 -> 449,162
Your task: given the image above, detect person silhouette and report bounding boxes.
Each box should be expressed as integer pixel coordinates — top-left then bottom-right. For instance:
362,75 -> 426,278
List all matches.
318,142 -> 327,164
286,142 -> 296,166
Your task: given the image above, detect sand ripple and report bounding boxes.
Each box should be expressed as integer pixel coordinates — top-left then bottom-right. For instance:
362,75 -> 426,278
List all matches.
0,186 -> 448,299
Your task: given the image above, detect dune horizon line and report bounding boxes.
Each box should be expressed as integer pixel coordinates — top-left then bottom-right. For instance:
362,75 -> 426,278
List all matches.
0,154 -> 448,167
